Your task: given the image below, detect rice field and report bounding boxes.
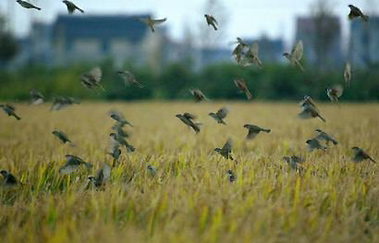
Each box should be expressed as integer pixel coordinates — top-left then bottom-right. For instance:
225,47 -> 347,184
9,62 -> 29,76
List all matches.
0,102 -> 378,242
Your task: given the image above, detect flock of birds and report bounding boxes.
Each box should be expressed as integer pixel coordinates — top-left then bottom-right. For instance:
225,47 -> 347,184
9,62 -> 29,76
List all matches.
0,1 -> 376,186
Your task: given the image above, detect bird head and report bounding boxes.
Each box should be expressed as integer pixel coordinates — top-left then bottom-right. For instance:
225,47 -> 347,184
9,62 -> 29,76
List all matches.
315,129 -> 322,133
16,0 -> 22,3
109,133 -> 117,139
52,130 -> 59,135
348,4 -> 354,9
243,124 -> 250,129
351,147 -> 360,151
282,53 -> 289,57
306,140 -> 312,144
0,170 -> 8,176
87,176 -> 96,181
175,114 -> 182,118
227,170 -> 233,175
214,148 -> 222,153
62,0 -> 69,3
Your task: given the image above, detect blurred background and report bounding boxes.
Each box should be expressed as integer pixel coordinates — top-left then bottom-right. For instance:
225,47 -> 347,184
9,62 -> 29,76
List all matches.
0,0 -> 378,101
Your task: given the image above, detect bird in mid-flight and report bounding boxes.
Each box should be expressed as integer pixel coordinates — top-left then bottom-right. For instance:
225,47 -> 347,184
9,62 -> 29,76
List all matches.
62,1 -> 84,14
16,0 -> 41,10
348,5 -> 369,22
86,164 -> 111,189
209,107 -> 228,125
315,129 -> 338,145
227,170 -> 236,182
306,138 -> 327,152
352,147 -> 376,163
327,85 -> 343,103
59,154 -> 93,175
137,16 -> 167,32
245,42 -> 263,68
117,71 -> 144,88
52,130 -> 75,147
0,170 -> 18,187
204,14 -> 218,30
344,62 -> 352,85
80,67 -> 105,92
176,113 -> 201,133
243,124 -> 271,140
234,79 -> 252,100
283,40 -> 304,71
109,110 -> 133,127
298,96 -> 326,122
29,89 -> 44,105
214,139 -> 234,161
189,88 -> 208,102
0,104 -> 21,120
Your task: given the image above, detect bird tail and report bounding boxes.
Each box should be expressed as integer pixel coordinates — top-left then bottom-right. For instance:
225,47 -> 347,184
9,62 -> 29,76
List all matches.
245,90 -> 253,100
369,157 -> 376,163
318,114 -> 326,122
35,7 -> 41,10
263,129 -> 271,133
78,8 -> 84,13
213,25 -> 218,31
13,114 -> 21,120
332,140 -> 338,145
296,61 -> 305,72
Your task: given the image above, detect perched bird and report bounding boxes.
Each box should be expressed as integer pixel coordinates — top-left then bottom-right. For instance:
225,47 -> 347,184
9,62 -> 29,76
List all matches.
137,16 -> 167,32
189,88 -> 208,102
0,104 -> 21,120
147,165 -> 157,177
204,14 -> 218,30
80,67 -> 105,92
59,154 -> 93,175
298,96 -> 326,122
16,0 -> 41,10
327,85 -> 343,103
306,138 -> 327,152
0,170 -> 18,186
348,4 -> 369,21
344,62 -> 352,85
234,79 -> 252,100
214,139 -> 234,161
116,71 -> 144,88
246,42 -> 263,67
62,0 -> 84,14
209,107 -> 228,125
315,129 -> 338,145
243,124 -> 271,140
283,156 -> 304,172
232,38 -> 249,63
283,40 -> 304,71
86,164 -> 111,189
352,147 -> 376,163
110,133 -> 135,152
227,170 -> 236,182
109,110 -> 133,127
52,130 -> 75,147
50,96 -> 80,111
29,89 -> 44,105
176,113 -> 201,133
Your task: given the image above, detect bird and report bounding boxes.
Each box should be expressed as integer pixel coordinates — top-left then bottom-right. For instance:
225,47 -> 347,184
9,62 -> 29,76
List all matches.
62,0 -> 84,14
232,38 -> 249,64
298,96 -> 326,122
52,130 -> 75,147
204,14 -> 218,30
86,164 -> 111,189
315,129 -> 338,145
227,170 -> 236,182
327,85 -> 343,103
0,104 -> 21,120
189,88 -> 208,102
80,67 -> 105,92
50,96 -> 80,111
348,5 -> 369,22
234,79 -> 252,100
29,89 -> 44,105
299,95 -> 318,109
108,144 -> 122,167
147,165 -> 157,177
137,16 -> 167,32
0,170 -> 18,187
112,122 -> 130,138
110,133 -> 135,152
116,71 -> 144,88
243,124 -> 271,140
283,156 -> 304,172
344,62 -> 352,86
16,0 -> 41,10
352,147 -> 376,163
59,154 -> 93,175
245,42 -> 263,68
209,107 -> 228,124
283,40 -> 304,71
176,113 -> 201,133
214,139 -> 234,161
306,138 -> 327,152
109,110 -> 133,127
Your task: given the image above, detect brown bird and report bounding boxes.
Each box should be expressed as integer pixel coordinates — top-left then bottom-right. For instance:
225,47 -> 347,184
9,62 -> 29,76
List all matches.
298,96 -> 326,122
62,1 -> 84,14
81,67 -> 105,92
214,139 -> 234,160
243,124 -> 271,140
189,88 -> 208,102
348,5 -> 369,21
137,16 -> 167,32
176,113 -> 201,133
116,71 -> 144,88
227,170 -> 236,182
0,104 -> 21,120
246,42 -> 263,68
209,107 -> 228,125
315,129 -> 338,145
234,79 -> 252,100
29,89 -> 44,105
283,156 -> 304,172
232,38 -> 249,63
16,0 -> 41,10
204,14 -> 218,30
306,138 -> 327,152
344,62 -> 352,86
50,96 -> 80,111
327,85 -> 343,103
86,164 -> 111,189
352,147 -> 376,163
59,154 -> 93,175
0,170 -> 18,187
283,40 -> 304,71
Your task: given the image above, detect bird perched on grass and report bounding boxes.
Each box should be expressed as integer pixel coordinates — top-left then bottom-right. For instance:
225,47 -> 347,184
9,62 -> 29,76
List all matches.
29,89 -> 44,105
110,133 -> 135,152
62,0 -> 84,14
209,107 -> 228,124
352,147 -> 376,163
227,170 -> 236,182
16,0 -> 41,10
348,5 -> 369,21
214,139 -> 234,161
0,170 -> 18,187
176,113 -> 201,133
50,96 -> 80,111
204,14 -> 218,30
298,96 -> 326,122
59,154 -> 93,175
0,104 -> 21,120
306,138 -> 327,152
189,88 -> 208,102
147,165 -> 157,177
234,79 -> 252,100
109,110 -> 133,127
232,38 -> 249,63
80,67 -> 105,92
86,164 -> 111,189
283,40 -> 304,71
327,85 -> 343,103
243,124 -> 271,140
344,62 -> 352,86
137,16 -> 167,32
52,130 -> 75,147
116,71 -> 144,88
315,129 -> 338,145
245,42 -> 263,68
283,156 -> 304,173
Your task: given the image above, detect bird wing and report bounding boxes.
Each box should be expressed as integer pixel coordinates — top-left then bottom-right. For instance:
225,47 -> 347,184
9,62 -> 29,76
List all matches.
153,18 -> 167,24
222,139 -> 233,152
247,129 -> 258,139
251,42 -> 259,57
183,112 -> 196,120
332,84 -> 343,97
216,107 -> 229,119
59,164 -> 78,174
292,40 -> 303,60
88,67 -> 102,83
298,107 -> 315,119
210,15 -> 218,24
98,164 -> 111,182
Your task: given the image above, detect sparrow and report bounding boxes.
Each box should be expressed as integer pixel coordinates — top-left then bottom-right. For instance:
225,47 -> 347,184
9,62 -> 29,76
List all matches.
52,130 -> 75,147
109,110 -> 133,127
16,0 -> 41,10
62,0 -> 84,14
327,85 -> 343,103
232,38 -> 249,63
108,144 -> 122,167
0,104 -> 21,120
243,124 -> 271,140
59,154 -> 93,175
352,147 -> 376,163
298,96 -> 326,122
209,107 -> 228,124
147,165 -> 157,177
315,129 -> 338,145
283,156 -> 304,172
86,164 -> 111,189
50,96 -> 80,111
137,16 -> 167,32
204,14 -> 218,30
344,62 -> 352,85
299,95 -> 318,109
29,89 -> 44,105
283,40 -> 304,71
189,88 -> 208,102
176,113 -> 201,133
234,79 -> 252,100
246,42 -> 263,67
112,122 -> 130,138
227,170 -> 236,182
214,139 -> 234,160
348,5 -> 369,21
306,138 -> 327,152
116,71 -> 144,88
0,170 -> 18,186
110,133 -> 135,152
80,67 -> 105,92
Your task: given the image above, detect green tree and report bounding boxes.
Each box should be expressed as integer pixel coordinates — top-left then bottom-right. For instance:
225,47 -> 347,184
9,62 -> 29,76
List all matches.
0,15 -> 18,64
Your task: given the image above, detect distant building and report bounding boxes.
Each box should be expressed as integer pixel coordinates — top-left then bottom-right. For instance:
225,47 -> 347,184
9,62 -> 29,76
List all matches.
245,36 -> 284,63
349,16 -> 379,67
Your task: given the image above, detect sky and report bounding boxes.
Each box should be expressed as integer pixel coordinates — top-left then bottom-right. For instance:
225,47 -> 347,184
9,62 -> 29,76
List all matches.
0,0 -> 377,48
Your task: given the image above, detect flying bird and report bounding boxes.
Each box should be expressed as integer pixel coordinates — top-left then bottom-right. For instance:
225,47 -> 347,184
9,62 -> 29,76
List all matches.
52,130 -> 75,147
227,170 -> 236,182
110,133 -> 135,152
116,71 -> 144,88
243,124 -> 271,140
137,16 -> 167,32
306,138 -> 327,152
86,164 -> 111,189
80,67 -> 105,92
232,38 -> 249,63
0,170 -> 18,187
16,0 -> 41,10
234,79 -> 252,100
108,144 -> 122,167
29,89 -> 44,105
246,42 -> 263,67
189,88 -> 208,102
62,0 -> 84,14
109,110 -> 133,127
348,5 -> 369,21
327,85 -> 343,103
298,96 -> 326,122
283,156 -> 304,172
315,129 -> 338,145
112,122 -> 130,138
209,107 -> 228,124
204,14 -> 218,30
59,154 -> 93,175
214,139 -> 234,161
344,62 -> 352,85
50,96 -> 80,111
0,104 -> 21,120
352,147 -> 376,163
176,113 -> 201,133
283,40 -> 304,71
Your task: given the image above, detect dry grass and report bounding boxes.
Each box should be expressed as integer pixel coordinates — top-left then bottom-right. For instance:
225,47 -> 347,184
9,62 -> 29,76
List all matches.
0,102 -> 378,243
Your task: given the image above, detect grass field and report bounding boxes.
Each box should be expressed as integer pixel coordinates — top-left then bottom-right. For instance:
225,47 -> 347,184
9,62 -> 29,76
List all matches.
0,102 -> 378,242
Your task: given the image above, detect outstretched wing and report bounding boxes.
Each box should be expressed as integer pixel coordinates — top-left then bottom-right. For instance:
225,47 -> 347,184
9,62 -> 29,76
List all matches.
332,84 -> 343,97
292,40 -> 303,60
88,67 -> 102,83
210,15 -> 218,24
222,139 -> 233,152
216,107 -> 228,119
153,18 -> 167,24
